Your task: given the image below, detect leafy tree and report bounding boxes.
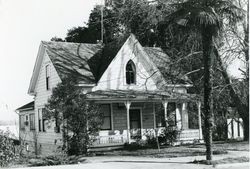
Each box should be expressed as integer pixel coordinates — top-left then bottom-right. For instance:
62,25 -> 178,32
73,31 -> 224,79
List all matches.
65,6 -> 120,44
51,36 -> 65,42
44,75 -> 102,155
50,0 -> 247,155
214,0 -> 249,141
167,0 -> 244,161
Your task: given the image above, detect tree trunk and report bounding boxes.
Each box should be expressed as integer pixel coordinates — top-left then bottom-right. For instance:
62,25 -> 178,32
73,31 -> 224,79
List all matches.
202,27 -> 214,161
214,47 -> 249,141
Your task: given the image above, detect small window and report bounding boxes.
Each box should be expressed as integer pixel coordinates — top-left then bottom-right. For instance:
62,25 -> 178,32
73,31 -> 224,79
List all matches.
54,116 -> 60,133
29,114 -> 35,130
101,104 -> 111,130
45,65 -> 50,90
126,60 -> 136,84
20,115 -> 25,130
156,105 -> 166,128
38,108 -> 46,132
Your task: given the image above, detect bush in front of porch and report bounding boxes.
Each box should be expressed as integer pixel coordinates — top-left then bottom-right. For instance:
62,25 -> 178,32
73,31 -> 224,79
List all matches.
44,75 -> 103,156
124,127 -> 180,151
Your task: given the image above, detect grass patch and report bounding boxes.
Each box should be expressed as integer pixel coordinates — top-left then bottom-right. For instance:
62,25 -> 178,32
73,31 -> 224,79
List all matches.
94,145 -> 228,158
213,141 -> 249,151
212,156 -> 249,165
192,156 -> 249,165
9,154 -> 89,167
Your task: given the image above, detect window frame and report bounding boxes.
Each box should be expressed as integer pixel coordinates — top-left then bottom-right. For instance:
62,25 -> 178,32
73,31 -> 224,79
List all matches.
29,113 -> 35,131
20,115 -> 25,130
125,60 -> 136,85
100,104 -> 112,130
38,108 -> 46,132
45,64 -> 50,90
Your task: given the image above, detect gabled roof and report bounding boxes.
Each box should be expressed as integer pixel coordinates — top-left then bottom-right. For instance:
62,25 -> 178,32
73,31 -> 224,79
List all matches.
99,34 -> 169,90
28,41 -> 102,95
144,47 -> 191,84
16,101 -> 34,111
42,41 -> 102,83
28,34 -> 191,95
144,47 -> 170,68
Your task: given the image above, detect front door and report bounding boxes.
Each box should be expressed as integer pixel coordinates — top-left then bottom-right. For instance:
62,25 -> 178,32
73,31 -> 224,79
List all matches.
129,109 -> 141,139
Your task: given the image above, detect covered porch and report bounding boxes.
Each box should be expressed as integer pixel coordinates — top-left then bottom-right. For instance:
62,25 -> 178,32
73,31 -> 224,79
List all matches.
86,90 -> 203,148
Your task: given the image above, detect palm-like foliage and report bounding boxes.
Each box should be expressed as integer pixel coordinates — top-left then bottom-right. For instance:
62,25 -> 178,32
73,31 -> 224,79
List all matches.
167,0 -> 244,161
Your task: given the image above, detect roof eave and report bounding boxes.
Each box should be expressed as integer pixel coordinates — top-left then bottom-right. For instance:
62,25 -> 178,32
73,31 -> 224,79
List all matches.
28,42 -> 46,95
165,84 -> 193,88
16,107 -> 34,112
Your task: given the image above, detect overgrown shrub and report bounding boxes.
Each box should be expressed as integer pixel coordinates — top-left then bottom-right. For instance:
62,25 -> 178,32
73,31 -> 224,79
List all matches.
0,129 -> 16,167
124,141 -> 145,151
158,127 -> 180,145
44,75 -> 102,156
144,130 -> 157,148
213,116 -> 227,141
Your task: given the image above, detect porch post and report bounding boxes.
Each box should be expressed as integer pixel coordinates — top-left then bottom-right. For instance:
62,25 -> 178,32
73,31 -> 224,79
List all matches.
153,102 -> 156,129
181,102 -> 189,129
124,101 -> 131,143
197,101 -> 203,140
175,103 -> 182,130
162,100 -> 168,127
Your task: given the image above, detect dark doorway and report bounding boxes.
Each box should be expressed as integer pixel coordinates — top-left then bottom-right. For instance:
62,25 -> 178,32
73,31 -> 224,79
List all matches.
129,109 -> 141,139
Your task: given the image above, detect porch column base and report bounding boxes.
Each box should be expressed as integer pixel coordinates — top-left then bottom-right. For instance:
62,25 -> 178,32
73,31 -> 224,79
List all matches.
162,100 -> 168,127
124,101 -> 131,143
197,101 -> 203,140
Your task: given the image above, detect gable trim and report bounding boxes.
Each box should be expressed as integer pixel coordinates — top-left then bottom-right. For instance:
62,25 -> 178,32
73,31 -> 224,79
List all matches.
96,34 -> 167,90
28,43 -> 46,95
129,35 -> 167,89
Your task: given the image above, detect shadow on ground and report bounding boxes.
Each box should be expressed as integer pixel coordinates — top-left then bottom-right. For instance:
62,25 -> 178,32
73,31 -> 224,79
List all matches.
103,160 -> 188,164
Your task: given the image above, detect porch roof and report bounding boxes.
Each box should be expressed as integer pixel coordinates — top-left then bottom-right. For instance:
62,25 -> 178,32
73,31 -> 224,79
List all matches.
85,90 -> 199,102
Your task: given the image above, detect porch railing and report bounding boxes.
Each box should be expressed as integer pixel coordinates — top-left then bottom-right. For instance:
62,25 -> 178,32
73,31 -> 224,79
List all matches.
91,128 -> 200,146
178,129 -> 200,140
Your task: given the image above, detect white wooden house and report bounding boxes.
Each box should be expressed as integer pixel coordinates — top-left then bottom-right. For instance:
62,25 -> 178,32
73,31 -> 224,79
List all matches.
16,101 -> 36,154
227,107 -> 244,140
17,34 -> 203,155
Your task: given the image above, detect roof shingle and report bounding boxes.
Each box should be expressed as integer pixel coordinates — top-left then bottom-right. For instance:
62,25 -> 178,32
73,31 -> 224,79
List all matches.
42,41 -> 102,84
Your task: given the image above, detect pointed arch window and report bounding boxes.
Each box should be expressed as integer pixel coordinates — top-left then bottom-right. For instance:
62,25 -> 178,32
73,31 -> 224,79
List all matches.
126,60 -> 136,84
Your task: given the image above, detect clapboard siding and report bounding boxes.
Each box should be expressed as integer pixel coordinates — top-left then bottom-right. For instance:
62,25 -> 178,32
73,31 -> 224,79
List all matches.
34,52 -> 62,154
141,103 -> 154,129
94,38 -> 158,91
112,103 -> 154,131
19,109 -> 35,142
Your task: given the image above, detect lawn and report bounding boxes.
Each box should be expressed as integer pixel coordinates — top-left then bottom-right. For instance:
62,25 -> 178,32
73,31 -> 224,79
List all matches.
7,141 -> 249,168
94,141 -> 249,158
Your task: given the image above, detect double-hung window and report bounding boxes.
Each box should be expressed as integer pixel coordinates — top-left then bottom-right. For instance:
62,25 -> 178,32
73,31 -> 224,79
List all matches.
20,115 -> 25,130
45,65 -> 50,90
126,60 -> 136,84
29,114 -> 35,130
38,108 -> 46,132
101,104 -> 112,130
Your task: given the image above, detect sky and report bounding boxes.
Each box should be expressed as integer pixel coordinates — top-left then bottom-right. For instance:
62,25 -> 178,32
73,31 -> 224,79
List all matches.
0,0 -> 244,122
0,0 -> 100,122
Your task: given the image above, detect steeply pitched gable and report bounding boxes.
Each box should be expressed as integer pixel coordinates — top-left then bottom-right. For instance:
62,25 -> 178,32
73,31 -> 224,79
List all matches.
94,34 -> 167,91
43,41 -> 102,83
28,34 -> 191,95
28,41 -> 102,95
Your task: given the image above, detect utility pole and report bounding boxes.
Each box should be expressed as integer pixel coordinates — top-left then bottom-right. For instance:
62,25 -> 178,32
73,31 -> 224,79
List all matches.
100,0 -> 104,43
